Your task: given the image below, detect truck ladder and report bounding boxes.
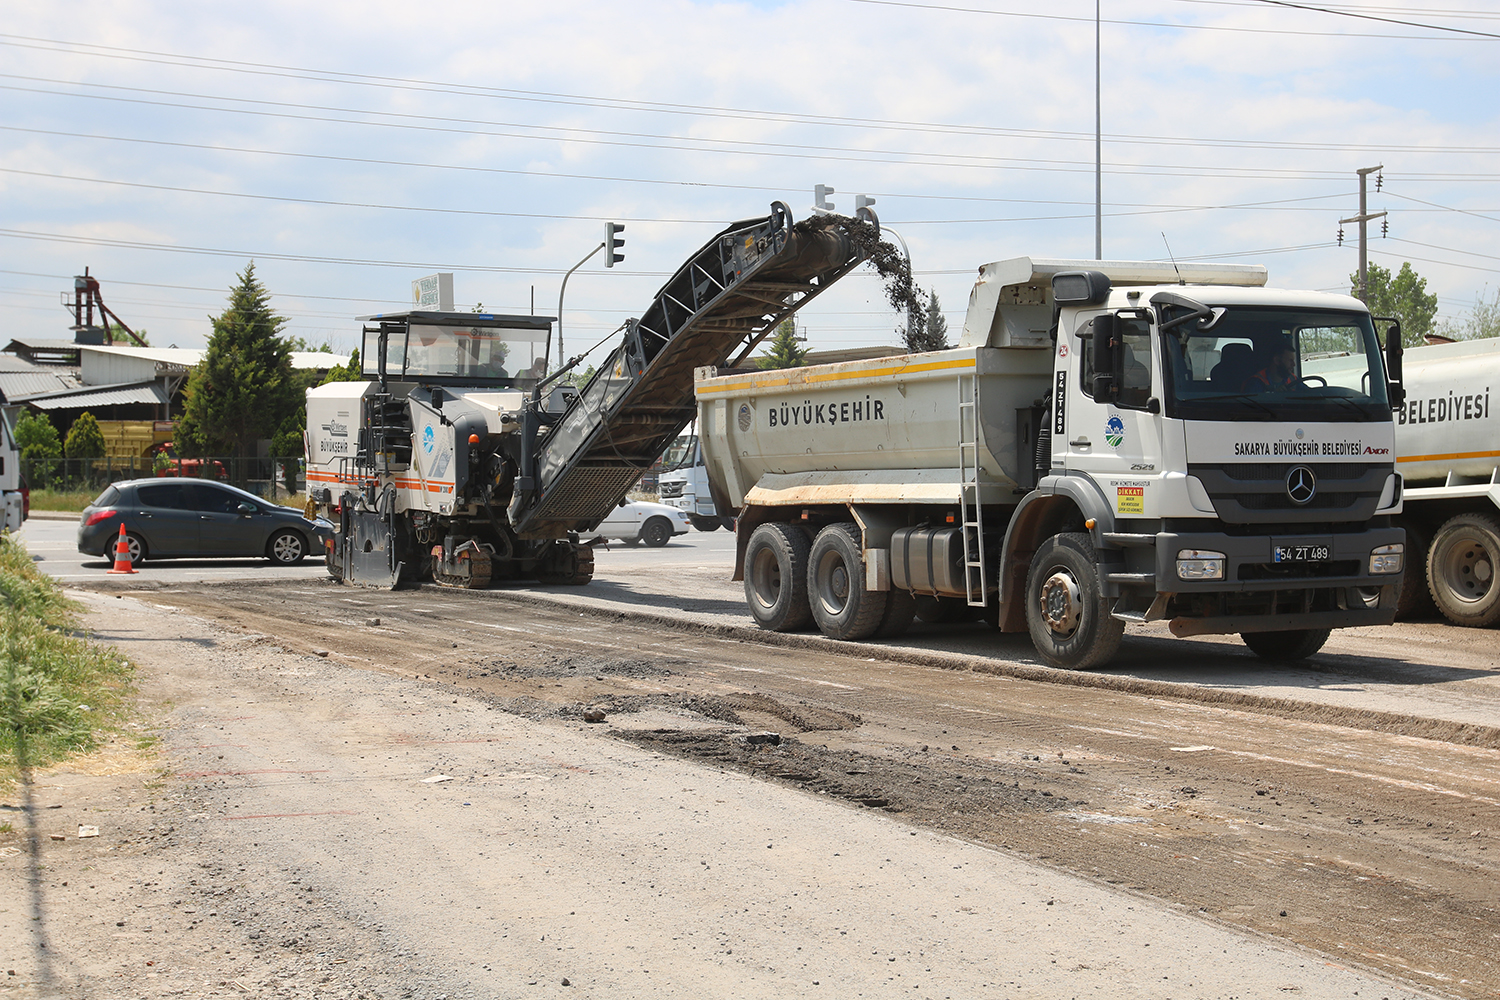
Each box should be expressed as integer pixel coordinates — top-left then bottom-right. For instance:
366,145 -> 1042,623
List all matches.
511,202 -> 874,538
957,371 -> 987,607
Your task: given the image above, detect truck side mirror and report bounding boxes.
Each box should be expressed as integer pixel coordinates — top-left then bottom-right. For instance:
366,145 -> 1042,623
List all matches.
1089,313 -> 1120,402
1381,318 -> 1405,409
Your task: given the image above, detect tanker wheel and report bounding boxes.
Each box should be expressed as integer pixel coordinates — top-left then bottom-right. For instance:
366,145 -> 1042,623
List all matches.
1241,628 -> 1330,661
743,522 -> 812,632
1024,532 -> 1123,670
808,522 -> 887,641
1427,512 -> 1500,627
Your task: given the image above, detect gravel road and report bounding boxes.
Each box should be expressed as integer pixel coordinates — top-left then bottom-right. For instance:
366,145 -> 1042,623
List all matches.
1,584 -> 1473,999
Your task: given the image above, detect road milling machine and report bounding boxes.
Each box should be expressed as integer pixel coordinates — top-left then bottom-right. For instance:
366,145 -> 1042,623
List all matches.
305,203 -> 874,588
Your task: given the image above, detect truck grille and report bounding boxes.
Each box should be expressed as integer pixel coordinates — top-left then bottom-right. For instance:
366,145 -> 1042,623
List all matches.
1188,463 -> 1387,525
659,481 -> 684,498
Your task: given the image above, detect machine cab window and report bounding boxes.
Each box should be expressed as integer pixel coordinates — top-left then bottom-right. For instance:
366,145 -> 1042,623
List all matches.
358,311 -> 555,389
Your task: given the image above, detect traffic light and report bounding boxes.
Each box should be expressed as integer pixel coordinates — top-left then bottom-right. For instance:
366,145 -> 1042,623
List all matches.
605,222 -> 625,267
813,184 -> 835,214
854,194 -> 878,227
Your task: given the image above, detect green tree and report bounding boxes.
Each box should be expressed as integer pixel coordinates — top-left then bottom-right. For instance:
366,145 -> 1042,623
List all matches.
1438,286 -> 1500,342
1353,262 -> 1437,348
905,290 -> 950,353
176,262 -> 298,466
15,411 -> 61,486
108,322 -> 148,346
757,319 -> 808,370
318,348 -> 363,385
64,412 -> 106,459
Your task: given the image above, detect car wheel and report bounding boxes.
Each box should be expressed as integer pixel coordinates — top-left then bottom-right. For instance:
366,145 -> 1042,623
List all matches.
808,522 -> 887,641
640,517 -> 673,548
1024,532 -> 1124,669
104,532 -> 147,565
267,529 -> 307,565
1241,628 -> 1331,661
743,522 -> 812,632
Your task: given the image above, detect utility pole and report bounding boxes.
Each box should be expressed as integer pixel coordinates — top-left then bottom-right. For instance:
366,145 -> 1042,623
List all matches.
1095,0 -> 1102,260
1340,165 -> 1385,304
554,242 -> 604,371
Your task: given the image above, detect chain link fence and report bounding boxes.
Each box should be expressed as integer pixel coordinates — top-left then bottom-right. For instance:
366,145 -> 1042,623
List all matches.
20,455 -> 305,501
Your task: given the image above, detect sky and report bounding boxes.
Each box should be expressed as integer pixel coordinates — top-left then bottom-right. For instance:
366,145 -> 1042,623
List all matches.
1,0 -> 1496,367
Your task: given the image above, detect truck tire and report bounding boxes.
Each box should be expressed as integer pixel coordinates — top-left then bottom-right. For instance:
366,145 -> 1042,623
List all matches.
744,522 -> 813,632
809,522 -> 888,641
690,515 -> 722,532
1395,521 -> 1431,618
1241,628 -> 1330,660
1426,512 -> 1500,627
1024,532 -> 1124,669
914,595 -> 985,624
641,516 -> 673,548
872,587 -> 917,639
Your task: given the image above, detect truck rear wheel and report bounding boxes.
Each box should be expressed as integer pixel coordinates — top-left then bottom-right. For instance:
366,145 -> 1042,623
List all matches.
744,522 -> 813,632
1024,532 -> 1123,669
1427,512 -> 1500,627
809,522 -> 888,641
872,587 -> 917,639
1241,628 -> 1330,660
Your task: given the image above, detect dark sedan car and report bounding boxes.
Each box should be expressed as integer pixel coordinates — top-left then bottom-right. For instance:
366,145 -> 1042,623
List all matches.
78,478 -> 332,566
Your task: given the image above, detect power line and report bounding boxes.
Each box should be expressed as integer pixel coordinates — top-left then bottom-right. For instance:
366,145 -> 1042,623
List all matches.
1385,191 -> 1500,224
843,0 -> 1498,39
1248,0 -> 1500,37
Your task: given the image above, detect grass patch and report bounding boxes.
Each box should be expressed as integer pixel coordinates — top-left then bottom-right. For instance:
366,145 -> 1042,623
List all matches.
27,487 -> 100,513
1,536 -> 134,783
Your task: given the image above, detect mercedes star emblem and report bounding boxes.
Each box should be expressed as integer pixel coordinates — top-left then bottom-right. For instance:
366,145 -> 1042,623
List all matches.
1285,465 -> 1317,505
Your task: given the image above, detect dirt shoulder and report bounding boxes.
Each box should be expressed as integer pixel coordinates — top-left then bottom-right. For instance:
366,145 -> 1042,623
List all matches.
0,587 -> 1463,999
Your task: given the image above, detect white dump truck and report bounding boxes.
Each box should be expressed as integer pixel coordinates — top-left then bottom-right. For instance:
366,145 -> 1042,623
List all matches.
1391,336 -> 1500,627
696,257 -> 1408,668
658,428 -> 734,531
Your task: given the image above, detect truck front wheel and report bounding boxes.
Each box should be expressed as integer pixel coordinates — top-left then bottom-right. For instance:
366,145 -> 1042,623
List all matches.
1024,532 -> 1124,669
809,522 -> 887,641
744,522 -> 813,632
1241,629 -> 1330,660
1427,513 -> 1500,627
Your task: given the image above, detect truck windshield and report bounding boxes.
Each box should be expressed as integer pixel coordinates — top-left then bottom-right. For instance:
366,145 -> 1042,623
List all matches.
1161,307 -> 1390,422
364,323 -> 549,386
658,434 -> 699,472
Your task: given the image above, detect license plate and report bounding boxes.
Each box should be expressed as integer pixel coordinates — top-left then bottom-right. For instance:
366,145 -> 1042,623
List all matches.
1273,544 -> 1330,563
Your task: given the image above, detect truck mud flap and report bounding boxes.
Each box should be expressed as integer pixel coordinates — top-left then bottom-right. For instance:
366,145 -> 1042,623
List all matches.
1168,607 -> 1395,637
338,507 -> 404,590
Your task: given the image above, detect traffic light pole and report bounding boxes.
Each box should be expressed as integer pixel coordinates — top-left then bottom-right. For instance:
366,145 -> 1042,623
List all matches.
554,242 -> 604,372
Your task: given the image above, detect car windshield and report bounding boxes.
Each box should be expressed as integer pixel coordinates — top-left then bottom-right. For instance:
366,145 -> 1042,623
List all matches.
1161,306 -> 1390,421
364,322 -> 549,387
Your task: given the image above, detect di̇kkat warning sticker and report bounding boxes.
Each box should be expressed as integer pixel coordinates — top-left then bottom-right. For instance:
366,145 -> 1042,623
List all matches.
1116,485 -> 1144,514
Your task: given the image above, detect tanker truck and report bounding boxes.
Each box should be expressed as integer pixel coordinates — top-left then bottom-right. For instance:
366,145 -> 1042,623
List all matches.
1391,336 -> 1500,627
695,256 -> 1407,669
304,204 -> 872,588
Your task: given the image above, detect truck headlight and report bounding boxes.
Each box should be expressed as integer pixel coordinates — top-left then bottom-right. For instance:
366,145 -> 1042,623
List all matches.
1368,543 -> 1404,575
1176,549 -> 1225,581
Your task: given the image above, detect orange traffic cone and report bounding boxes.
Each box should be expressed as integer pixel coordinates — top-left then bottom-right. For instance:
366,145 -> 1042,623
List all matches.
106,523 -> 137,575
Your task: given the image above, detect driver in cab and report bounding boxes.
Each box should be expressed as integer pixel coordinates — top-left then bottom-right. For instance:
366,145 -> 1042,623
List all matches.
1244,339 -> 1299,392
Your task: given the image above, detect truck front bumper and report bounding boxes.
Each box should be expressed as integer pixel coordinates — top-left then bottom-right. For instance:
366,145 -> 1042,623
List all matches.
1146,526 -> 1405,636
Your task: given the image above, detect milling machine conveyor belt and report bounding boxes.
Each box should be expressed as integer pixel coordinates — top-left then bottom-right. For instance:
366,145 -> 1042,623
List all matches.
510,201 -> 873,538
